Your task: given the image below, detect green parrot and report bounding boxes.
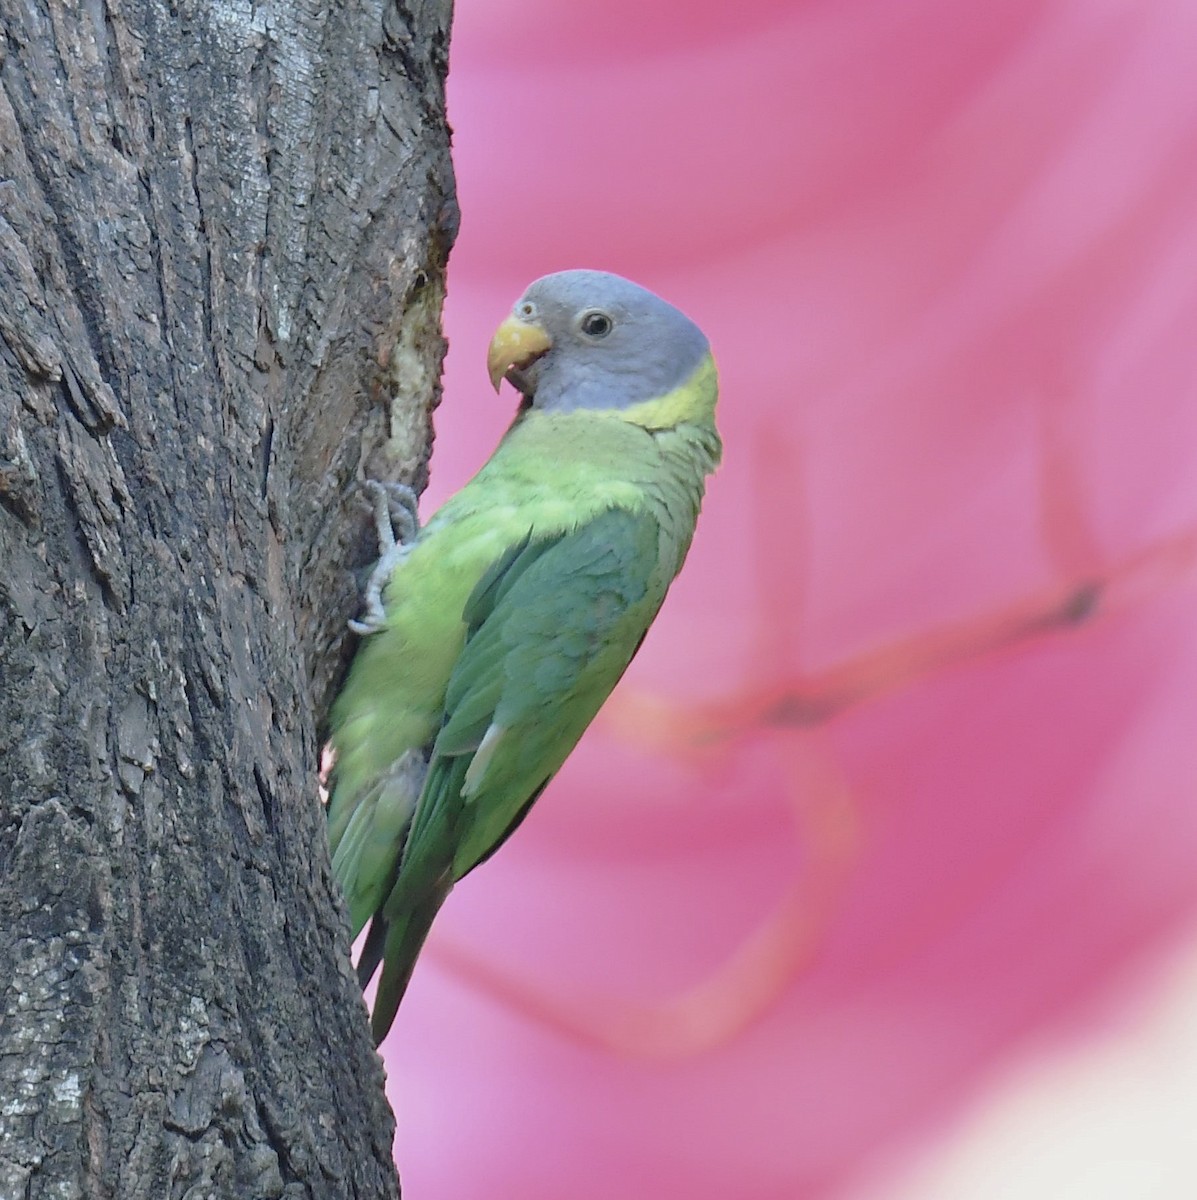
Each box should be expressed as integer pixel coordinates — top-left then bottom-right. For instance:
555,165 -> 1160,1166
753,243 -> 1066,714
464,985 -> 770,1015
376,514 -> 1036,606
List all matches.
327,269 -> 721,1043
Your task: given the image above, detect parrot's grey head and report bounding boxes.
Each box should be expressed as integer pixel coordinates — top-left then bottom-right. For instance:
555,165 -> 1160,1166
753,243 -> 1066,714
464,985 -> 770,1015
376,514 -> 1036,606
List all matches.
486,269 -> 711,414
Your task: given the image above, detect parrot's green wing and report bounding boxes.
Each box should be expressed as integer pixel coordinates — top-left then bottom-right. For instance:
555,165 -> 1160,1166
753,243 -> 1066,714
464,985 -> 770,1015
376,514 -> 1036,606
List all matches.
366,503 -> 669,1038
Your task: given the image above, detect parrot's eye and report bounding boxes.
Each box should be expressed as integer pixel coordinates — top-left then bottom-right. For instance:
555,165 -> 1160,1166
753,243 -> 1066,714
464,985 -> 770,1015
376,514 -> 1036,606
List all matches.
517,301 -> 537,319
579,311 -> 613,339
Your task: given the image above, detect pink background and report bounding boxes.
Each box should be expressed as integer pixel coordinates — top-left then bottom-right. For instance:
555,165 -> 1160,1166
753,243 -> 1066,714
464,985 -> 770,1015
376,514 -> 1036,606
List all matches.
382,3 -> 1197,1196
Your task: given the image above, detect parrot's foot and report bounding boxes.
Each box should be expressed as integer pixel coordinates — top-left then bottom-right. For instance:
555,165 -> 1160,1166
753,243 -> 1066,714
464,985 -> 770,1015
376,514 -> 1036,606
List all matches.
374,480 -> 420,547
349,480 -> 420,636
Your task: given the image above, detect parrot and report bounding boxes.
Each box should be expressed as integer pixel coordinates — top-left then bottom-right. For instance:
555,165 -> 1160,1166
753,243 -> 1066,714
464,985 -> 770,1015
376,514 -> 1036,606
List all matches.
327,269 -> 721,1043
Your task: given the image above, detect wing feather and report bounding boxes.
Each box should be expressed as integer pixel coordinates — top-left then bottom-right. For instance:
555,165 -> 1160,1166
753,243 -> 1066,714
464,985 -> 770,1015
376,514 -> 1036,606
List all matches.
395,506 -> 665,896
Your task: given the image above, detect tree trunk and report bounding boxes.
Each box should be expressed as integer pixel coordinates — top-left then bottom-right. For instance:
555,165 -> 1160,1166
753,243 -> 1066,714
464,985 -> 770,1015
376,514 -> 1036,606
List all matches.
0,1 -> 456,1195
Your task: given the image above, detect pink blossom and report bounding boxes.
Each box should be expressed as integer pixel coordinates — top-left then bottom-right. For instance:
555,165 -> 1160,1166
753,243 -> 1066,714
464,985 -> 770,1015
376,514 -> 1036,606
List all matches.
383,2 -> 1197,1196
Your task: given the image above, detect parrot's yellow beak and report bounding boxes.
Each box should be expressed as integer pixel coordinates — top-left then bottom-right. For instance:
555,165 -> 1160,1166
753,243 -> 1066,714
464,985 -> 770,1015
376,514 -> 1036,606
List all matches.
487,316 -> 553,393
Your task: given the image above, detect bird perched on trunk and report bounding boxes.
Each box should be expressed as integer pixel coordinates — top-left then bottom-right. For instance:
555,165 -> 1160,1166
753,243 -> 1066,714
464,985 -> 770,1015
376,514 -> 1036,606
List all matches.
327,270 -> 721,1043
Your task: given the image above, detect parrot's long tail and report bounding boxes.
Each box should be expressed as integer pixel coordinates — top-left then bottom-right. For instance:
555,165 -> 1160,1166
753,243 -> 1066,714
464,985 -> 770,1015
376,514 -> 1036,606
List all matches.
362,886 -> 451,1045
355,915 -> 390,991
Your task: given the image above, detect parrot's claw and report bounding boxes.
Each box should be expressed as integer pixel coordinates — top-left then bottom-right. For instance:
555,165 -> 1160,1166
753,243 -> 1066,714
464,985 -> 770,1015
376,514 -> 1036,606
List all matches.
350,480 -> 420,636
358,479 -> 420,551
378,481 -> 420,547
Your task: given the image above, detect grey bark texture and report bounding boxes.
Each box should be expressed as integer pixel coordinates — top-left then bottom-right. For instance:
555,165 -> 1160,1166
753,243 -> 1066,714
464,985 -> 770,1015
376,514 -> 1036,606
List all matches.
0,0 -> 457,1196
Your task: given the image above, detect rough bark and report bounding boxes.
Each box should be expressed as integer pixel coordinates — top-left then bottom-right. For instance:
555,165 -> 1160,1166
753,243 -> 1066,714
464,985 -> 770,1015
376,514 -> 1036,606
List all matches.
0,0 -> 456,1196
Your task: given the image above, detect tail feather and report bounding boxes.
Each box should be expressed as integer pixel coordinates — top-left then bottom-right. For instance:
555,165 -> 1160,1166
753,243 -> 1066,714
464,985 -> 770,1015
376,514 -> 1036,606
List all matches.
356,914 -> 388,991
369,886 -> 451,1045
